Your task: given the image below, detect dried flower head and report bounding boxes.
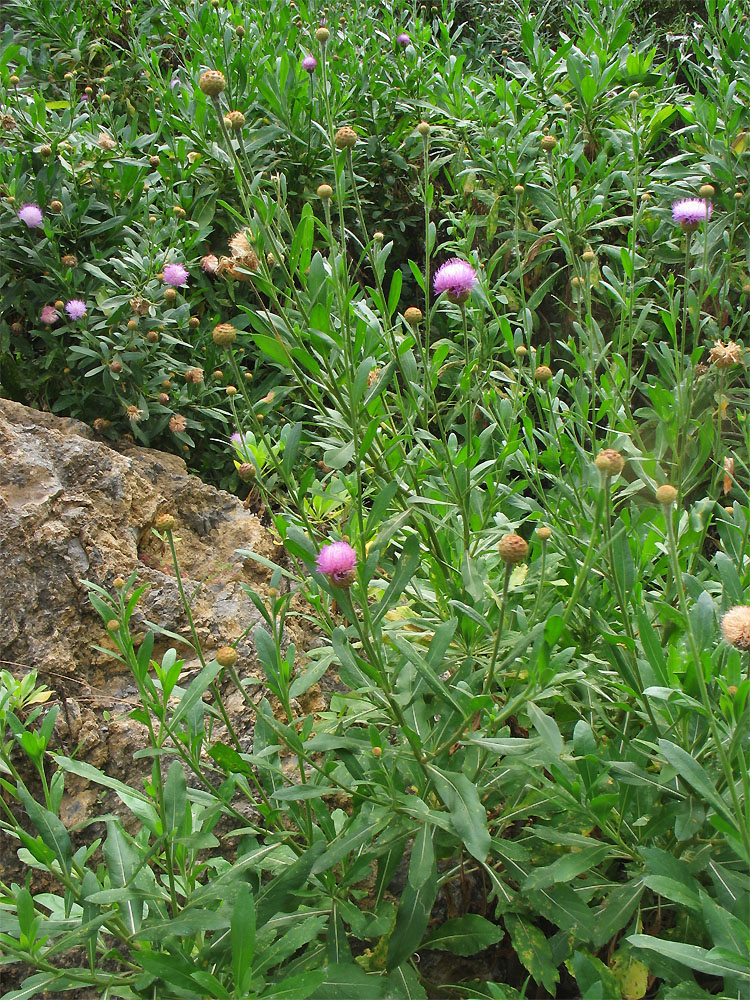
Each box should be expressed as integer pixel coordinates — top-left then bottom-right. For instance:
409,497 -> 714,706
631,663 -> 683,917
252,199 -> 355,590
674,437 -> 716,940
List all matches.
709,340 -> 743,369
126,405 -> 143,422
93,418 -> 110,432
49,200 -> 63,214
498,533 -> 529,565
40,305 -> 59,324
199,70 -> 226,96
672,198 -> 712,231
334,126 -> 358,150
61,254 -> 77,268
169,414 -> 188,433
433,258 -> 478,304
98,132 -> 117,150
163,262 -> 189,287
185,367 -> 204,384
723,455 -> 734,495
18,203 -> 43,228
721,606 -> 750,650
316,540 -> 357,587
65,299 -> 87,320
201,254 -> 220,274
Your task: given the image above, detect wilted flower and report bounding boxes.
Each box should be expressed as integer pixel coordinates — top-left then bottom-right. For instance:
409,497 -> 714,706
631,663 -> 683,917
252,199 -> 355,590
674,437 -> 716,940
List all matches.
709,340 -> 743,369
396,32 -> 410,46
40,305 -> 59,324
721,606 -> 750,650
433,258 -> 478,304
672,198 -> 712,231
61,254 -> 77,268
201,254 -> 220,274
126,405 -> 144,422
18,203 -> 43,228
302,55 -> 317,73
163,263 -> 189,287
169,414 -> 188,433
185,367 -> 204,384
65,299 -> 87,319
316,540 -> 357,587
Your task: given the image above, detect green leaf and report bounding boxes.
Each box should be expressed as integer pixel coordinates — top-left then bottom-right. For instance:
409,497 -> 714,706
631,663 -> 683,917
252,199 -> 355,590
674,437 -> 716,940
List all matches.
252,333 -> 291,366
591,879 -> 645,949
170,659 -> 223,729
526,703 -> 563,755
103,821 -> 142,934
16,784 -> 73,874
627,935 -> 750,982
163,760 -> 187,835
643,876 -> 700,912
523,844 -> 611,891
387,848 -> 438,970
310,963 -> 390,999
505,914 -> 559,993
262,971 -> 326,1000
426,766 -> 490,862
408,824 -> 434,890
421,914 -> 504,955
232,884 -> 256,995
658,739 -> 736,828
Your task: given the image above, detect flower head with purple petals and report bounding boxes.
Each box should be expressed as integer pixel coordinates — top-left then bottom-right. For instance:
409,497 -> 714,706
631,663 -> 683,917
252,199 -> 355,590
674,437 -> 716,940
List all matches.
18,203 -> 44,228
163,262 -> 189,287
302,54 -> 317,73
65,299 -> 87,320
396,32 -> 410,46
40,305 -> 59,325
433,258 -> 478,304
672,198 -> 712,232
316,541 -> 357,587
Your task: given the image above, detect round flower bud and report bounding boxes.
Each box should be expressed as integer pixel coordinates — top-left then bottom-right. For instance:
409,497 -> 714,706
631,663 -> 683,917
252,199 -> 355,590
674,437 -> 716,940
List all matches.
226,385 -> 237,396
64,72 -> 74,81
109,360 -> 123,374
735,190 -> 742,200
40,144 -> 52,157
373,231 -> 384,242
55,299 -> 65,309
9,75 -> 19,85
317,183 -> 333,200
212,322 -> 237,346
127,318 -> 138,331
536,525 -> 552,541
534,365 -> 553,383
334,126 -> 357,150
315,26 -> 330,42
629,89 -> 639,102
215,646 -> 238,667
595,449 -> 625,476
213,370 -> 223,379
571,275 -> 583,289
147,330 -> 159,343
238,462 -> 256,481
113,577 -> 126,589
372,746 -> 382,757
498,533 -> 529,564
149,154 -> 160,167
155,513 -> 175,532
582,249 -> 595,264
163,287 -> 177,303
541,134 -> 557,152
107,619 -> 119,632
189,316 -> 200,329
513,183 -> 524,196
199,70 -> 226,96
515,345 -> 528,357
227,109 -> 245,130
721,606 -> 750,651
404,306 -> 423,326
173,205 -> 186,218
417,120 -> 431,136
49,199 -> 63,214
235,25 -> 245,37
158,393 -> 169,404
655,484 -> 678,505
699,183 -> 715,199
61,254 -> 77,267
101,93 -> 111,103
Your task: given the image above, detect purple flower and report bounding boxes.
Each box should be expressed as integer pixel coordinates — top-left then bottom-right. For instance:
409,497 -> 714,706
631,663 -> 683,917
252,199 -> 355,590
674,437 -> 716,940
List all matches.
672,198 -> 712,231
316,541 -> 357,587
40,305 -> 59,324
433,258 -> 478,304
170,74 -> 181,91
302,55 -> 317,73
65,299 -> 87,320
163,263 -> 189,287
18,203 -> 44,228
396,33 -> 410,46
79,94 -> 89,103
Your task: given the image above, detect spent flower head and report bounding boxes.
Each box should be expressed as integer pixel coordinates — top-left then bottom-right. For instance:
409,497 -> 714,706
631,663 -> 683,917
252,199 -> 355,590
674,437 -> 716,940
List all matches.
40,305 -> 59,325
721,606 -> 750,651
433,258 -> 478,304
316,541 -> 357,587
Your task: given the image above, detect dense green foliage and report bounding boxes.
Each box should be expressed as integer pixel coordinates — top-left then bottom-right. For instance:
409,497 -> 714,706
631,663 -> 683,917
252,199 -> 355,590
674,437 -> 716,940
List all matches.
1,0 -> 749,998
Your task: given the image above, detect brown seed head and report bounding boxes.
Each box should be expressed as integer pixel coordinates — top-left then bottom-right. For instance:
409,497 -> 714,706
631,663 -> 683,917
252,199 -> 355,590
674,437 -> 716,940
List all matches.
169,414 -> 187,433
189,316 -> 200,329
372,746 -> 383,757
534,364 -> 553,383
93,418 -> 110,432
498,533 -> 529,565
721,606 -> 750,651
163,287 -> 177,303
334,126 -> 357,150
212,322 -> 237,346
126,318 -> 138,331
109,360 -> 123,374
655,484 -> 678,505
146,330 -> 159,344
709,340 -> 743,369
595,449 -> 625,477
235,24 -> 245,37
158,392 -> 169,404
98,132 -> 117,151
404,306 -> 423,327
201,253 -> 220,274
106,619 -> 119,632
199,69 -> 226,96
185,367 -> 204,384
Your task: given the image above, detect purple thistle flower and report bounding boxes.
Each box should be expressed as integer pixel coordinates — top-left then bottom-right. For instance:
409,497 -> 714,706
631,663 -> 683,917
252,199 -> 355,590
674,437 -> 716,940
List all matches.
316,541 -> 357,587
18,203 -> 44,228
65,299 -> 87,320
396,32 -> 410,46
302,55 -> 317,73
170,74 -> 181,91
433,258 -> 478,304
163,262 -> 189,287
40,305 -> 59,324
672,198 -> 712,231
